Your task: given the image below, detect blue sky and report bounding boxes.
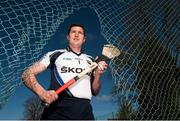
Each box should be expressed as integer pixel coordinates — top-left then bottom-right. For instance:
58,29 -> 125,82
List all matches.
0,8 -> 118,119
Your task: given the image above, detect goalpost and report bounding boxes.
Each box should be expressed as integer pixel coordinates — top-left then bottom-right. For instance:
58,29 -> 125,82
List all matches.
0,0 -> 179,119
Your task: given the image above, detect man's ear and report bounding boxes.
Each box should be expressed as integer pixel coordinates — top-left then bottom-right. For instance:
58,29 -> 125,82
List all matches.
83,36 -> 86,43
67,35 -> 69,41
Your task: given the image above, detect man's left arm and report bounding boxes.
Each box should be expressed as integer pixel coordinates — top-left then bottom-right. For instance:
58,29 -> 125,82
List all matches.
91,61 -> 108,96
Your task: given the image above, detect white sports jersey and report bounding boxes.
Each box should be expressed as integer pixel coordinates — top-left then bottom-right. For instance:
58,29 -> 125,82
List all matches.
39,47 -> 95,100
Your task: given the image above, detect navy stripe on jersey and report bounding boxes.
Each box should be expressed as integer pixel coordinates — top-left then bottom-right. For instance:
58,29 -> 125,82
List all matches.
51,67 -> 73,96
54,67 -> 64,85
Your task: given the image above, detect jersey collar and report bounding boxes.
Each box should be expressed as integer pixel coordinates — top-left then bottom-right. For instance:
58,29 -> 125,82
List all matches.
66,46 -> 83,56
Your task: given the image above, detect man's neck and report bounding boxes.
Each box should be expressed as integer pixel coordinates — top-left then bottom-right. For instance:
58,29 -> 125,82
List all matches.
69,45 -> 81,54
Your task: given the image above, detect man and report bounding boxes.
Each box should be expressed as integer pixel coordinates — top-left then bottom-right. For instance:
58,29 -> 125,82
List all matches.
21,23 -> 108,120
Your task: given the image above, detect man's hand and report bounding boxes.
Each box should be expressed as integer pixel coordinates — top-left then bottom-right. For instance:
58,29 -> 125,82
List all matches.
95,61 -> 108,75
40,90 -> 58,105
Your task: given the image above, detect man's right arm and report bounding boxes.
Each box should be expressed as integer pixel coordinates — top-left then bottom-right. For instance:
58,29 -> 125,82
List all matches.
21,62 -> 58,104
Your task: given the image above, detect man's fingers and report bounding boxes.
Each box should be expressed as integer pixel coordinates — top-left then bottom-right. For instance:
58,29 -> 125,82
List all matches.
98,63 -> 104,70
41,90 -> 58,104
96,61 -> 108,75
98,61 -> 108,71
50,90 -> 58,101
48,90 -> 58,102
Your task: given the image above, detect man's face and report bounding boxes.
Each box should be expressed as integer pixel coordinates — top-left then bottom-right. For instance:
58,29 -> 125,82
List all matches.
67,26 -> 85,48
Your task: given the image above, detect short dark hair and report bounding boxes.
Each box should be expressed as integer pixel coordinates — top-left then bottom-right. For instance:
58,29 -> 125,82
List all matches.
67,23 -> 86,35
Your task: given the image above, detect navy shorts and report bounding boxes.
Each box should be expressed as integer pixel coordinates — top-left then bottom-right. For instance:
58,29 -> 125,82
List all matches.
41,97 -> 94,120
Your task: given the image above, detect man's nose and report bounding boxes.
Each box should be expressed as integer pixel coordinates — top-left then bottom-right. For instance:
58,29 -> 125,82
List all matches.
75,32 -> 79,37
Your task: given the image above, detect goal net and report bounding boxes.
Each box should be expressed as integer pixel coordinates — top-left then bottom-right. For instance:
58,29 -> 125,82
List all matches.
0,0 -> 179,119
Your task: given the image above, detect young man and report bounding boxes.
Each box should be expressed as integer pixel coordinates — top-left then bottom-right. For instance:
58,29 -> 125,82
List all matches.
21,23 -> 108,120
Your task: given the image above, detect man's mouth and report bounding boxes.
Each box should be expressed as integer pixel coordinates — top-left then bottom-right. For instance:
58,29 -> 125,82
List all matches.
73,38 -> 79,40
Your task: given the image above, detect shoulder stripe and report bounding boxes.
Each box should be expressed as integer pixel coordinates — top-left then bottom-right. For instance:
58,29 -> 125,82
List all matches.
50,51 -> 64,65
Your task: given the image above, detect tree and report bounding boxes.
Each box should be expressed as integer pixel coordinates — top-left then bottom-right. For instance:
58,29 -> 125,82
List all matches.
23,95 -> 44,120
115,97 -> 137,119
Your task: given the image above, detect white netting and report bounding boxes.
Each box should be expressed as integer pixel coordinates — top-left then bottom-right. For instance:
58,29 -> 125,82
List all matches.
0,0 -> 179,119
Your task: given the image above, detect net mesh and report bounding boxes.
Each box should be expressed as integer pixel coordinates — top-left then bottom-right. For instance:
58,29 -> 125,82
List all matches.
0,0 -> 179,119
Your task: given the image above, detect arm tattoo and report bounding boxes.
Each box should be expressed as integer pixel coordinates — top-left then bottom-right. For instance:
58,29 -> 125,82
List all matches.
22,62 -> 45,89
22,68 -> 38,89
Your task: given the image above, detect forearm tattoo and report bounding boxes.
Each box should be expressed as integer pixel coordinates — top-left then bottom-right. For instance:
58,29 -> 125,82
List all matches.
22,62 -> 44,89
22,68 -> 38,89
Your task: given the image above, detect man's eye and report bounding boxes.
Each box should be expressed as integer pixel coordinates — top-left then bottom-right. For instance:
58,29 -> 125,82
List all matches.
78,32 -> 83,34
